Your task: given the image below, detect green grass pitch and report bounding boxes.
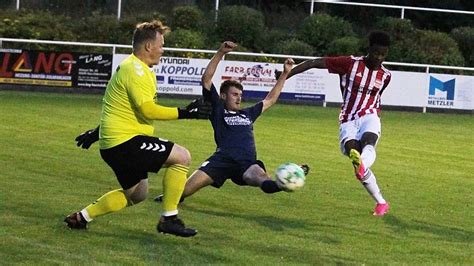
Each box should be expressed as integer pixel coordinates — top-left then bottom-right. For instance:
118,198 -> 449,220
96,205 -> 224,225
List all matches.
0,90 -> 472,264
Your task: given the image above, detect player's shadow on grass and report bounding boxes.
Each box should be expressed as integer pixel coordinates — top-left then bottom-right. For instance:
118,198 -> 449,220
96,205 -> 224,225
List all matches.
90,226 -> 235,263
383,215 -> 472,243
93,225 -> 355,264
185,205 -> 310,232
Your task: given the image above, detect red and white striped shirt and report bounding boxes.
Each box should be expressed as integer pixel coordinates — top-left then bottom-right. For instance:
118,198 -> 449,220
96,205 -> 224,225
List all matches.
325,56 -> 391,123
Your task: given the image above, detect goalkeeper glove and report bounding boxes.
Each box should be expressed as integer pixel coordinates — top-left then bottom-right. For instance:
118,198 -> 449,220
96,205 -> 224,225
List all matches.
178,97 -> 211,119
75,126 -> 99,149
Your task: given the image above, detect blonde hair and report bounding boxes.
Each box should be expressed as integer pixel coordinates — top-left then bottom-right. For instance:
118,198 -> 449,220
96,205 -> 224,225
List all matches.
132,20 -> 170,49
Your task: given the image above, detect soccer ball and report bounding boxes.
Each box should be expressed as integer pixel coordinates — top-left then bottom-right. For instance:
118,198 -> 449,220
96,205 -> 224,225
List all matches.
274,163 -> 306,192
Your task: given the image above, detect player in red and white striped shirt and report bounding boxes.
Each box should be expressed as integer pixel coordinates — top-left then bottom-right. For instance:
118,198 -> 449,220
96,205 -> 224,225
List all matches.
281,31 -> 391,216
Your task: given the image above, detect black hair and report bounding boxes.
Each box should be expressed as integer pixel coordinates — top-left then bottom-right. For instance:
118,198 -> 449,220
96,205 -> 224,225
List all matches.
220,80 -> 243,94
368,30 -> 391,47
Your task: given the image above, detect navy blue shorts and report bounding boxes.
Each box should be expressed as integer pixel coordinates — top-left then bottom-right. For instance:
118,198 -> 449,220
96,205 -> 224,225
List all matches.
100,135 -> 174,190
199,153 -> 266,188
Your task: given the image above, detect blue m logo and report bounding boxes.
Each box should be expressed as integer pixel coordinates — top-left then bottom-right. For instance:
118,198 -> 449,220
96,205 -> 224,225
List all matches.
429,76 -> 455,100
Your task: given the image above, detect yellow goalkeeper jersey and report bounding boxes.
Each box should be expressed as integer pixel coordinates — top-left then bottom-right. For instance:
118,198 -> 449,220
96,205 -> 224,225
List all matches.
99,54 -> 157,149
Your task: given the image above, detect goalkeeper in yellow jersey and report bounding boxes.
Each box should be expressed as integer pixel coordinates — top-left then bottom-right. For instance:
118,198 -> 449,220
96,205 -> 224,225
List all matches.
64,20 -> 210,237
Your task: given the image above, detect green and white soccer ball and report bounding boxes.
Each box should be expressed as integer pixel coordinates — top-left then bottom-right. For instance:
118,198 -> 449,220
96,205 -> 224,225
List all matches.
274,163 -> 306,192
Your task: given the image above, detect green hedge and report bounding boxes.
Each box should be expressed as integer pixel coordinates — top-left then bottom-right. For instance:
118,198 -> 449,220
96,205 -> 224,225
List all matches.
297,13 -> 354,55
165,28 -> 206,58
171,5 -> 205,31
375,17 -> 465,67
270,39 -> 313,56
0,8 -> 470,67
325,37 -> 362,56
214,5 -> 265,50
450,27 -> 474,67
0,10 -> 74,41
409,30 -> 464,66
375,17 -> 417,64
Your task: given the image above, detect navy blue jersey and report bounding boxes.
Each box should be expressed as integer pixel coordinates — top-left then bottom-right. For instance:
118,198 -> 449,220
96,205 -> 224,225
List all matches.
203,84 -> 263,161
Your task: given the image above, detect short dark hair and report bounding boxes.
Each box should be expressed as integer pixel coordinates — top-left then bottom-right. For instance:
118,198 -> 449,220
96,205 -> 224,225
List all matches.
368,30 -> 391,47
132,20 -> 170,50
220,80 -> 243,94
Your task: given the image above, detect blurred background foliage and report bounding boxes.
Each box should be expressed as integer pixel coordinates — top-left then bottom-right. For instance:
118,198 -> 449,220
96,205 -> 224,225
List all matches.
0,0 -> 472,67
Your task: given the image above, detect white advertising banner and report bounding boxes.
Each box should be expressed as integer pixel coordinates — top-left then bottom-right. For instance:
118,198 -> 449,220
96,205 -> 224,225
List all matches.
112,54 -> 473,110
112,54 -> 127,72
219,60 -> 326,101
427,73 -> 473,109
284,68 -> 338,102
113,54 -> 216,96
303,68 -> 342,103
153,57 -> 210,96
219,60 -> 275,91
381,70 -> 428,107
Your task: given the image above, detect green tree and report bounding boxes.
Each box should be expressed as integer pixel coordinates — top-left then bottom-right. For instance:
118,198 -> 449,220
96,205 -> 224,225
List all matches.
326,37 -> 362,56
375,17 -> 416,63
0,10 -> 74,41
166,28 -> 206,49
270,39 -> 313,56
408,30 -> 464,66
450,27 -> 474,67
297,13 -> 354,55
215,5 -> 265,50
165,28 -> 206,58
172,5 -> 205,31
73,12 -> 120,44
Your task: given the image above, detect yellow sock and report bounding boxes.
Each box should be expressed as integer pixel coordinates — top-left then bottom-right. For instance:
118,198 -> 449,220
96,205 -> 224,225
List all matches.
162,164 -> 188,216
83,189 -> 129,221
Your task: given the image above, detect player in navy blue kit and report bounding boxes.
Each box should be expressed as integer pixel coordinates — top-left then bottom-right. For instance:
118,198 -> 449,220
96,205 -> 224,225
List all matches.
155,41 -> 308,204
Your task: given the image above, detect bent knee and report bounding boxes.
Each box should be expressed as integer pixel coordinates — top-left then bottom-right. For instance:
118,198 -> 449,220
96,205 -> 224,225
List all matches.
171,145 -> 192,166
242,165 -> 268,185
129,192 -> 148,204
242,175 -> 253,184
344,139 -> 361,154
361,132 -> 378,147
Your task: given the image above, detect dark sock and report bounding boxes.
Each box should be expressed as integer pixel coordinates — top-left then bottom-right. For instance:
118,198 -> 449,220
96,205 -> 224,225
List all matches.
260,180 -> 282,193
163,215 -> 177,221
78,212 -> 87,223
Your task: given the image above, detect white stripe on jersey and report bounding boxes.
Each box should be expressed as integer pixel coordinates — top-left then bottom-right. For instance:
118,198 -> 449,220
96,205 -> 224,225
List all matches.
339,56 -> 391,123
340,59 -> 360,121
353,69 -> 378,120
373,71 -> 390,111
347,66 -> 370,121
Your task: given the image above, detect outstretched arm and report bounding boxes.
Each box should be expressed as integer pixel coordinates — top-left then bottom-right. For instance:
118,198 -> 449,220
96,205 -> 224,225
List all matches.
262,58 -> 294,112
75,126 -> 99,149
201,41 -> 237,91
275,58 -> 326,80
139,99 -> 210,120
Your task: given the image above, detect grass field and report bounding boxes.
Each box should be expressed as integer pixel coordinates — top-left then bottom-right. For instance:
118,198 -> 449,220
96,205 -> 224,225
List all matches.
0,90 -> 472,264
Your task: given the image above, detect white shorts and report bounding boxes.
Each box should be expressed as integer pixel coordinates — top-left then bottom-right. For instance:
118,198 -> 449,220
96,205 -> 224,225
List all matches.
339,113 -> 381,155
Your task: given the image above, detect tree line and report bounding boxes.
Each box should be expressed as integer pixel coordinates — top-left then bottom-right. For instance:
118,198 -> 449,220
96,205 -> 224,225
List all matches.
0,2 -> 472,68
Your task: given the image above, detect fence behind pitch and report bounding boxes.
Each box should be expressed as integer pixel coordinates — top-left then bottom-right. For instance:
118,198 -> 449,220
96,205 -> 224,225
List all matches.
0,38 -> 473,113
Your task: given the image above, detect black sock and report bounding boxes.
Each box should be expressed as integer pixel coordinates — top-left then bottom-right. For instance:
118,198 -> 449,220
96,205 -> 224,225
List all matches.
163,215 -> 177,221
260,180 -> 282,193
